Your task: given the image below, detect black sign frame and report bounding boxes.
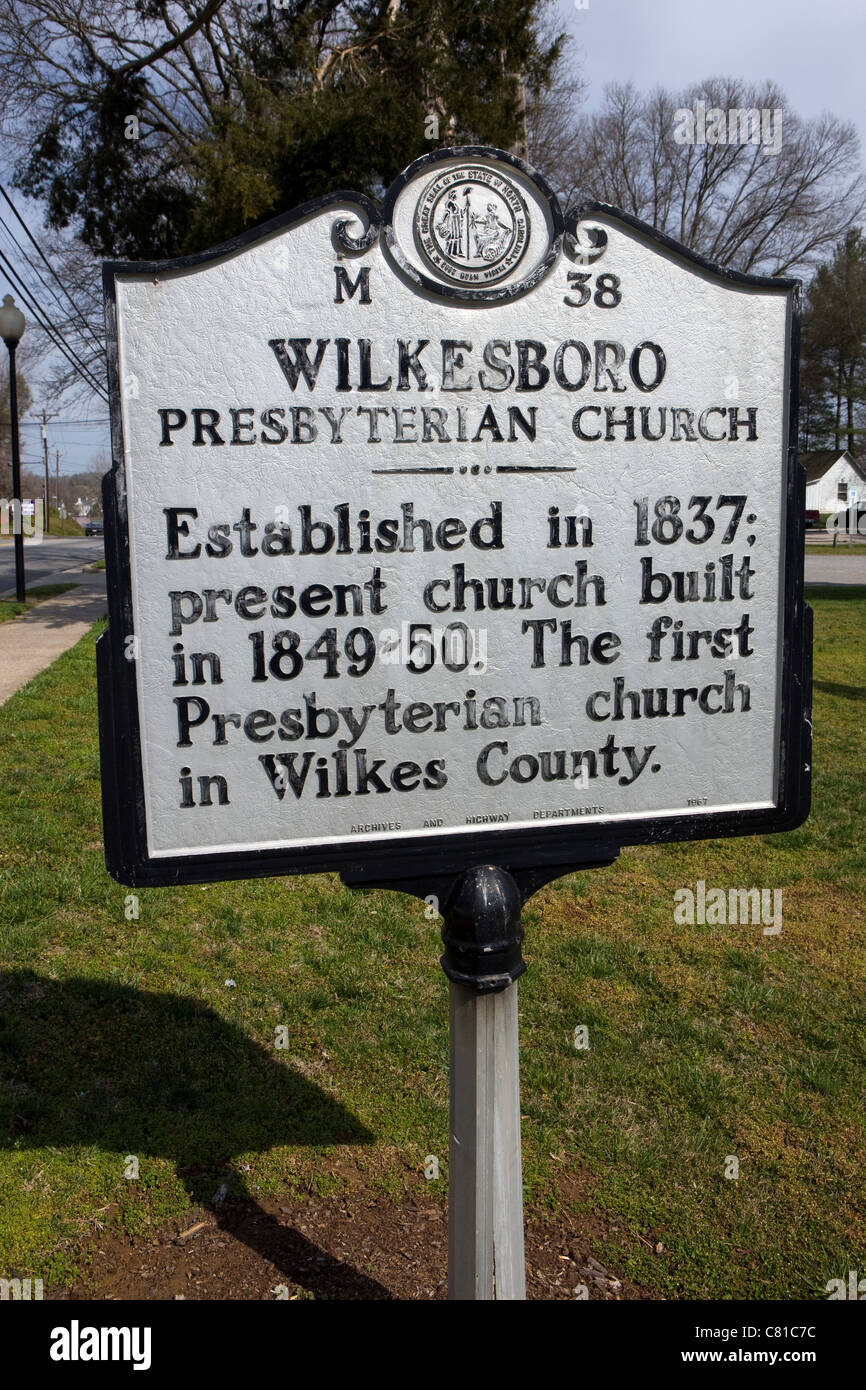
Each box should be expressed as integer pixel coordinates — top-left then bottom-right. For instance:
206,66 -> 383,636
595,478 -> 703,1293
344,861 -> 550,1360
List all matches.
97,149 -> 812,889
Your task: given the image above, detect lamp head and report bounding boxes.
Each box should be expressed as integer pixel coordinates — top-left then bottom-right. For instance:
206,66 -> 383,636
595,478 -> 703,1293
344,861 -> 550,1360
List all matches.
0,294 -> 26,347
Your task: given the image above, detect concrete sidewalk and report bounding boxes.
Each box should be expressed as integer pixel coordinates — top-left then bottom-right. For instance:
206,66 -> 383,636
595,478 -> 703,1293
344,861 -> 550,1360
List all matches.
0,572 -> 108,707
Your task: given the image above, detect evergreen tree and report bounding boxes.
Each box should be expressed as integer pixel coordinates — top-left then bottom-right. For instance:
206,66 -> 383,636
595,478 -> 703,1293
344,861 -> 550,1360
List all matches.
800,230 -> 866,455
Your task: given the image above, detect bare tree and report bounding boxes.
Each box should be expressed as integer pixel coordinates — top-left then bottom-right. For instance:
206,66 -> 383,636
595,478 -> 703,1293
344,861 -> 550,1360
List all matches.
0,1 -> 249,406
524,23 -> 585,207
22,234 -> 108,406
552,78 -> 864,277
0,0 -> 569,409
0,0 -> 247,159
0,191 -> 108,409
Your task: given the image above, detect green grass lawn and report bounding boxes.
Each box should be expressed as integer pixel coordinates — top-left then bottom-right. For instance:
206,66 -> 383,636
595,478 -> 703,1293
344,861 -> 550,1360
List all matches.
0,512 -> 91,540
0,589 -> 863,1297
0,584 -> 75,623
805,543 -> 866,554
44,511 -> 93,538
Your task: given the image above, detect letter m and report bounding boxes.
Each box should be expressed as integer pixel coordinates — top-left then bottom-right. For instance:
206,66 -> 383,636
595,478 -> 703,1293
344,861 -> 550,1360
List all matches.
334,266 -> 371,304
267,338 -> 330,390
728,108 -> 761,145
728,887 -> 761,924
1,1277 -> 43,1300
102,1328 -> 130,1360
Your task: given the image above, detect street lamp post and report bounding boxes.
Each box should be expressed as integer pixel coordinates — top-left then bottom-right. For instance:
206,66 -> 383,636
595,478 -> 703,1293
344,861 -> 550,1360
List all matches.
0,293 -> 27,601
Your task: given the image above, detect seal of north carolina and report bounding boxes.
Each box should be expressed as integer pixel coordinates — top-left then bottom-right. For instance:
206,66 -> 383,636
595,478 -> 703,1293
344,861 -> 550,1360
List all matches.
415,166 -> 530,286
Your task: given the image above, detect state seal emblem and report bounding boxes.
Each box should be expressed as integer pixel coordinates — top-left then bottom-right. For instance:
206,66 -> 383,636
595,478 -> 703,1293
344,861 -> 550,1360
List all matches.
415,166 -> 530,286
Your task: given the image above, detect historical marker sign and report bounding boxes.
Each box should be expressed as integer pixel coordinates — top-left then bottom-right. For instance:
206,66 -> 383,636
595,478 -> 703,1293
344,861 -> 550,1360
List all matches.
98,147 -> 811,887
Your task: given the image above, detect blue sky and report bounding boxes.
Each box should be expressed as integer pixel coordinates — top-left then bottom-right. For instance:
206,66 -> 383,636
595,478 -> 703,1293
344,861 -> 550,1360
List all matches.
559,0 -> 865,150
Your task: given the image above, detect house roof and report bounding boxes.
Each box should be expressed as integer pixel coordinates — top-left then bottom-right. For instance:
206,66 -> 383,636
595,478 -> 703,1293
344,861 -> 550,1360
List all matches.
801,450 -> 866,484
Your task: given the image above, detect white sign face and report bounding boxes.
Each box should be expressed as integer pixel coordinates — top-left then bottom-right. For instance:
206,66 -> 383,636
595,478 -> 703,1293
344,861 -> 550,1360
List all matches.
100,149 -> 808,882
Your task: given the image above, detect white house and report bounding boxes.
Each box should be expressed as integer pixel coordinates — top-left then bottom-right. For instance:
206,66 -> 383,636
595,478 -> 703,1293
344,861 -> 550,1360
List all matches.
802,451 -> 866,513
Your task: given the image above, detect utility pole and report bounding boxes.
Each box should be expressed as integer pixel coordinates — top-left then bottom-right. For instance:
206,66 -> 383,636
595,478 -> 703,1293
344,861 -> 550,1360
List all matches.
55,448 -> 61,516
41,409 -> 51,534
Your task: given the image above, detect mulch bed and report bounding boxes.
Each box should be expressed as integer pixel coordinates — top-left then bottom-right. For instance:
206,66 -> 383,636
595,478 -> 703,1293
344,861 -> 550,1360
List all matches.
53,1167 -> 653,1301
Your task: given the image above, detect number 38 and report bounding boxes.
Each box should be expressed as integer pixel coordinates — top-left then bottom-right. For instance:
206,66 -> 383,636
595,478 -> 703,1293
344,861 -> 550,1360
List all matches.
564,272 -> 622,308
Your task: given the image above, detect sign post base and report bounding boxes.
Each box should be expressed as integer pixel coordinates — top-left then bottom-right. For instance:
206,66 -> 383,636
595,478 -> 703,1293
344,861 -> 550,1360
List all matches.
440,865 -> 526,1300
342,855 -> 618,1301
448,977 -> 525,1300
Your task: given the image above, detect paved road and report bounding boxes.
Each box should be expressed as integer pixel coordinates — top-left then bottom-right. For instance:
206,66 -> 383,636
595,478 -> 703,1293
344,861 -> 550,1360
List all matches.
0,536 -> 104,594
804,554 -> 866,586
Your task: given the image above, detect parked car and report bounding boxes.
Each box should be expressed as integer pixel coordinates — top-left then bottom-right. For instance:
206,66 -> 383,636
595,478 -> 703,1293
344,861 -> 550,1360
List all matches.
804,508 -> 820,529
84,519 -> 104,537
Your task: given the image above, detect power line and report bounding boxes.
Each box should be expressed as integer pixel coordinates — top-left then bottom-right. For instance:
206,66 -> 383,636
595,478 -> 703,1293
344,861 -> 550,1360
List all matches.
0,418 -> 110,426
0,214 -> 104,360
0,256 -> 108,401
0,206 -> 108,399
0,219 -> 105,370
0,245 -> 108,400
0,183 -> 104,355
0,240 -> 107,397
0,254 -> 107,401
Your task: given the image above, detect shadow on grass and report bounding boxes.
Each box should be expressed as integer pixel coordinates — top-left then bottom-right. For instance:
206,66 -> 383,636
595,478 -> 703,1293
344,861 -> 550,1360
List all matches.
813,680 -> 866,702
804,584 -> 866,600
0,970 -> 390,1299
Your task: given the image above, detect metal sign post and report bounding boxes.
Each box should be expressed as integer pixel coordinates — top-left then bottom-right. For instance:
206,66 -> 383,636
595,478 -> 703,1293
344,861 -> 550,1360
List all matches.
442,866 -> 526,1300
448,978 -> 524,1300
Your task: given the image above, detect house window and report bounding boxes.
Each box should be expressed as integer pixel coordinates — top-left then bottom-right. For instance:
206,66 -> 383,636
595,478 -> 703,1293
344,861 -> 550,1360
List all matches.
838,482 -> 849,501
